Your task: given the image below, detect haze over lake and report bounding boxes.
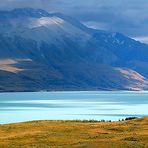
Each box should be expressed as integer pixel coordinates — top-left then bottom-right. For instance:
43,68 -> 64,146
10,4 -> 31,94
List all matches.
0,91 -> 148,124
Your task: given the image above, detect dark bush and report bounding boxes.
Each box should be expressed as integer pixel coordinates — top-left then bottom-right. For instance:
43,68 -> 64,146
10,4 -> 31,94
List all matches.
125,117 -> 138,121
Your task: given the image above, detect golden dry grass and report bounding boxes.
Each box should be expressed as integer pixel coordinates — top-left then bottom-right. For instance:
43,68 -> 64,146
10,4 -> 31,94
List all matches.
0,117 -> 148,148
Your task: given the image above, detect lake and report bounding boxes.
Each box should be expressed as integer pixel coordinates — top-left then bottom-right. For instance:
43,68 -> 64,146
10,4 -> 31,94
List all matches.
0,91 -> 148,124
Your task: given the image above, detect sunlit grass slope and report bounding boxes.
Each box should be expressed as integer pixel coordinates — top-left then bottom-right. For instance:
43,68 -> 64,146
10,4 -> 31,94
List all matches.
0,117 -> 148,148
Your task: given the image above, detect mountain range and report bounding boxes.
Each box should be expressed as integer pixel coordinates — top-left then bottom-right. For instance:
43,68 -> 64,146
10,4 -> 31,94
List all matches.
0,8 -> 148,91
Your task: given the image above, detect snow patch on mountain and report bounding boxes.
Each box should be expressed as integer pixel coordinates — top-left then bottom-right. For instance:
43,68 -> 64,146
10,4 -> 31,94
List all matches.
28,17 -> 64,28
0,14 -> 90,45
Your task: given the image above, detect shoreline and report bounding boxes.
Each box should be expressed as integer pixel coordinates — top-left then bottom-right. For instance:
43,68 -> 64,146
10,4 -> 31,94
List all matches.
0,90 -> 148,93
0,116 -> 141,125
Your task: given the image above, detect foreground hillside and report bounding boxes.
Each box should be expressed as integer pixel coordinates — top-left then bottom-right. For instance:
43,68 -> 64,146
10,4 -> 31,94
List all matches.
0,117 -> 147,148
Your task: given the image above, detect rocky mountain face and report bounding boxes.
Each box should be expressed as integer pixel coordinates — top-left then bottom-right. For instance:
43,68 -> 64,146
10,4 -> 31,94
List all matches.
0,8 -> 148,91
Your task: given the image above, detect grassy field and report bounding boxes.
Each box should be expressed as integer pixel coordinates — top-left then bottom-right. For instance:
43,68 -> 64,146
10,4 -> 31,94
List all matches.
0,117 -> 148,148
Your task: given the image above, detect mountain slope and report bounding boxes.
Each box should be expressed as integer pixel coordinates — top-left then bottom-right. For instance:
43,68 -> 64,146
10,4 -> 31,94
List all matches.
0,8 -> 148,91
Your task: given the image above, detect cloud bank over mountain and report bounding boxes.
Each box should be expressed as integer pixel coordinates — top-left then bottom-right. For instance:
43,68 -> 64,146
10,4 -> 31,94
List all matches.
0,0 -> 148,43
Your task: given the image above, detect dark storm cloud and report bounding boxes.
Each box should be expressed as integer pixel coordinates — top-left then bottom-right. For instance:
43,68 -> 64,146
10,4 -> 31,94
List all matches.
0,0 -> 148,43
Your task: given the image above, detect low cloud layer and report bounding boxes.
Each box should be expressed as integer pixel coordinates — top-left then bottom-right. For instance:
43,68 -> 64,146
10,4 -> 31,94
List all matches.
0,0 -> 148,43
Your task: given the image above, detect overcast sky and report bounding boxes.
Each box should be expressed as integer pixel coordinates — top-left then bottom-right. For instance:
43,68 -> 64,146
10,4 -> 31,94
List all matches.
0,0 -> 148,43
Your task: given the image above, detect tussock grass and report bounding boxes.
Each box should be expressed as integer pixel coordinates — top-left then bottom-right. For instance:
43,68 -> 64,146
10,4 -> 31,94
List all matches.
0,117 -> 147,148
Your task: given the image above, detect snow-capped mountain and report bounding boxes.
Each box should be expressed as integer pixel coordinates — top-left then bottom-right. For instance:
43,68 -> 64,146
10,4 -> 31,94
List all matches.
0,8 -> 90,45
0,8 -> 148,91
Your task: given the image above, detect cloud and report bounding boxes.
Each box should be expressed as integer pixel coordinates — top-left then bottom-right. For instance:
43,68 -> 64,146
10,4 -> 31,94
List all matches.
82,21 -> 109,30
0,0 -> 148,43
133,36 -> 148,44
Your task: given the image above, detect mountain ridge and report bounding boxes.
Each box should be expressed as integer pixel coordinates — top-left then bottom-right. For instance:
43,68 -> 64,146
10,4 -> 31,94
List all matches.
0,8 -> 148,92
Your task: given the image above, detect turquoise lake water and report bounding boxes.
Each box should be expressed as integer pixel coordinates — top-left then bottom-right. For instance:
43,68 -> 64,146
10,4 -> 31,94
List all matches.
0,91 -> 148,124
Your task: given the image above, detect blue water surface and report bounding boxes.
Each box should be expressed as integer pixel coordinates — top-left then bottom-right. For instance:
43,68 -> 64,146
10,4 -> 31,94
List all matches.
0,91 -> 148,123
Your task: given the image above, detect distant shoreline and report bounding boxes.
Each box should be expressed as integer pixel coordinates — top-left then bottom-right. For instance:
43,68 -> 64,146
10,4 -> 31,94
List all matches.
0,116 -> 142,125
0,89 -> 147,93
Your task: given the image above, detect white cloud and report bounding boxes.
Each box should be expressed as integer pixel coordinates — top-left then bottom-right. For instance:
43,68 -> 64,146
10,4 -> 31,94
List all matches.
133,36 -> 148,44
82,21 -> 108,30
